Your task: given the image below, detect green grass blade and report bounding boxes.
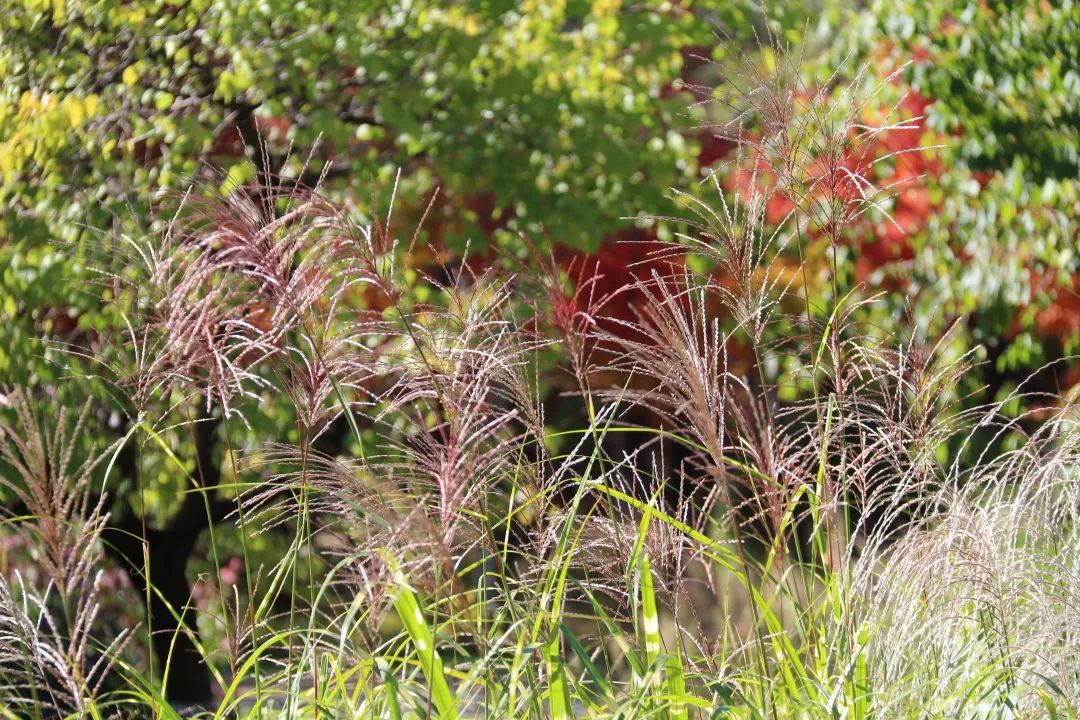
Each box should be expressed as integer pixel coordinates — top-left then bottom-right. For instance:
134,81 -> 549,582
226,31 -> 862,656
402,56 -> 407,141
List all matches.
389,568 -> 459,720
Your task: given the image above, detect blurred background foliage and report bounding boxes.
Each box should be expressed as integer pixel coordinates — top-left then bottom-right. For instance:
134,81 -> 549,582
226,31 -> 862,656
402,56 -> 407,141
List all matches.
0,0 -> 743,400
840,0 -> 1079,396
2,0 -> 1075,381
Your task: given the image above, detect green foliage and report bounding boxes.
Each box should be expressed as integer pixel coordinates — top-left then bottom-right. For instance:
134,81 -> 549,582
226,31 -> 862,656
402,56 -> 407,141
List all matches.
880,0 -> 1078,180
815,0 -> 1079,396
0,0 -> 758,249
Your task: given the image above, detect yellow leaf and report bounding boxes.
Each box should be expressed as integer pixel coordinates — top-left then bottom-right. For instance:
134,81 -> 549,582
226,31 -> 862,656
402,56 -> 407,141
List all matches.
122,66 -> 139,87
593,0 -> 621,16
762,47 -> 776,75
63,98 -> 85,126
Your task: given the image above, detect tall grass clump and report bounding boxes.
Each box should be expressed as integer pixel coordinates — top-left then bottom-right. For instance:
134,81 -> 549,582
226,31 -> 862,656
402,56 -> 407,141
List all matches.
0,390 -> 130,718
855,400 -> 1080,716
1,52 -> 1077,720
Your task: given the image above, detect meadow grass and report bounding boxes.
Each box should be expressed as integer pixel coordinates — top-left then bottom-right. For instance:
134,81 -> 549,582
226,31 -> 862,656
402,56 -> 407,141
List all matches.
1,57 -> 1078,719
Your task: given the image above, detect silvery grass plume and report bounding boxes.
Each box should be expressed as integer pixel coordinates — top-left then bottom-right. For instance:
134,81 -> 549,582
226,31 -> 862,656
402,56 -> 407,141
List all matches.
377,273 -> 548,540
105,166 -> 403,426
815,323 -> 983,552
596,266 -> 820,550
514,232 -> 620,394
616,49 -> 967,567
546,456 -> 719,672
849,392 -> 1080,717
657,170 -> 795,348
702,48 -> 932,249
240,263 -> 549,555
228,249 -> 561,715
0,389 -> 130,717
